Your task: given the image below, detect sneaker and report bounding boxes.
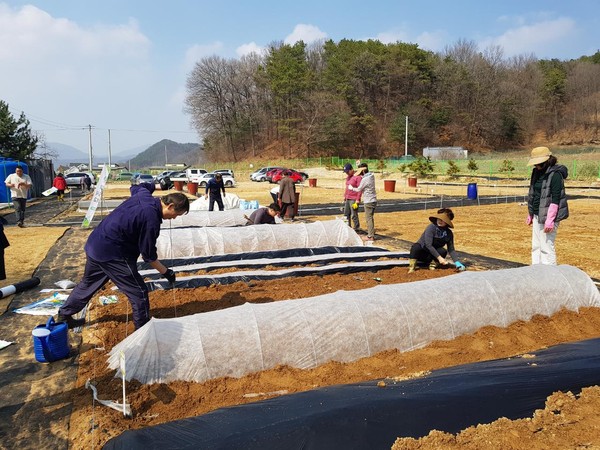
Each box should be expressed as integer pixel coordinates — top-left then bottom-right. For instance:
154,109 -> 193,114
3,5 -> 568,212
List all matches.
57,314 -> 85,329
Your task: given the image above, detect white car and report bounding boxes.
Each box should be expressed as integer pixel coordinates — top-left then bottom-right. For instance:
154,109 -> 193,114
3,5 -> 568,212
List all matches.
196,172 -> 236,188
250,166 -> 284,182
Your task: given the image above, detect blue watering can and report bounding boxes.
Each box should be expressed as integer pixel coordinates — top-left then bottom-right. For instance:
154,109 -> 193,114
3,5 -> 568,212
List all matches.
32,316 -> 70,363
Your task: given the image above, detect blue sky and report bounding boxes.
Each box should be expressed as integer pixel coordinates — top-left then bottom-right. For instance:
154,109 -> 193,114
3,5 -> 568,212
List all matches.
1,1 -> 599,155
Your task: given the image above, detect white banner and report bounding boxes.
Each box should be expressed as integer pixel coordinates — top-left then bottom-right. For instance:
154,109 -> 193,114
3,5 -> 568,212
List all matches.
82,165 -> 111,228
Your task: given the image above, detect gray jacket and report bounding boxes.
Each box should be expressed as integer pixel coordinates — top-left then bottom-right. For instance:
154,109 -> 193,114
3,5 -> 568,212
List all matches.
528,164 -> 569,223
352,172 -> 377,204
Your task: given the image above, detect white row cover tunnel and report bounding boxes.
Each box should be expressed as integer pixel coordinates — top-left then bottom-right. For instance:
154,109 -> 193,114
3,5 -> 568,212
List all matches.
108,265 -> 600,384
162,209 -> 256,228
154,219 -> 363,259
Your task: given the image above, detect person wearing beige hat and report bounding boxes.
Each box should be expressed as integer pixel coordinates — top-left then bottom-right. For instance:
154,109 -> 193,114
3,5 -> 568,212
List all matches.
407,208 -> 465,273
526,146 -> 569,265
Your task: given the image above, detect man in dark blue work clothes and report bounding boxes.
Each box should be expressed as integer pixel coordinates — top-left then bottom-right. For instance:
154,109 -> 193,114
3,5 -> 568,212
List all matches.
204,173 -> 226,211
57,183 -> 189,330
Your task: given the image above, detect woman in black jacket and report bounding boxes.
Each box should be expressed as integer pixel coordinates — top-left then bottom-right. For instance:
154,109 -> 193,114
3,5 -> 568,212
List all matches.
526,146 -> 569,265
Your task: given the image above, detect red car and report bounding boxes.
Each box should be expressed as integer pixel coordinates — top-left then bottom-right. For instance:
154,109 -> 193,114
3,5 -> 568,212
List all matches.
270,169 -> 308,184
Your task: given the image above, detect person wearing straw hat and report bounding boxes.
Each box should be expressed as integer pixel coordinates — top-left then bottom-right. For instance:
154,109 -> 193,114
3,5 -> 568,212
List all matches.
526,146 -> 569,265
407,208 -> 465,273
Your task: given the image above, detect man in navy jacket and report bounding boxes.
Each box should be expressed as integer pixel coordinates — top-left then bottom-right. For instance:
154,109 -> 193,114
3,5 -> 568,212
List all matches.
58,183 -> 189,330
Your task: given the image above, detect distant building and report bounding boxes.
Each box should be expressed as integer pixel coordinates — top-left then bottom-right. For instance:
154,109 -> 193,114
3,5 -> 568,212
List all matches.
422,146 -> 468,160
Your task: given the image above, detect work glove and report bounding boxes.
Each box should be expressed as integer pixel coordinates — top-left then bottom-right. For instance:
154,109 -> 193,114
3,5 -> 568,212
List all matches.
454,261 -> 466,271
352,201 -> 359,210
163,268 -> 176,286
544,203 -> 559,233
525,215 -> 532,226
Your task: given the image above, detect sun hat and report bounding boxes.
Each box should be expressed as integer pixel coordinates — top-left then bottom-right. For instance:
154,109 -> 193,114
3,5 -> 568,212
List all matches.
429,212 -> 454,228
527,146 -> 552,166
343,163 -> 353,173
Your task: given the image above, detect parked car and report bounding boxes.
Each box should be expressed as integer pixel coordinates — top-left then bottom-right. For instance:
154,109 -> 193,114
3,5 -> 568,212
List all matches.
115,171 -> 134,181
155,170 -> 178,183
214,169 -> 235,178
250,166 -> 284,182
65,172 -> 90,187
131,173 -> 155,185
196,172 -> 236,188
271,169 -> 308,184
186,168 -> 208,182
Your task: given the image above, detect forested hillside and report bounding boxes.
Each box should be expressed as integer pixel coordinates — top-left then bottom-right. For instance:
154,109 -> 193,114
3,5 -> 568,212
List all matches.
185,39 -> 600,162
129,139 -> 202,169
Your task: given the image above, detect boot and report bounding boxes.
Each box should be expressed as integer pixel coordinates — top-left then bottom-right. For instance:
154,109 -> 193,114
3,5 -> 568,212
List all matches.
58,314 -> 85,329
429,260 -> 438,271
408,259 -> 417,273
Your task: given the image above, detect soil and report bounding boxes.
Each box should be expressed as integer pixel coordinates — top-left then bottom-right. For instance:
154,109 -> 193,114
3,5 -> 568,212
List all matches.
2,175 -> 600,449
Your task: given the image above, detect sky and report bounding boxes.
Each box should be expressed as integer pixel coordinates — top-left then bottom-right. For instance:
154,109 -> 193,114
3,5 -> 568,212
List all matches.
1,1 -> 599,156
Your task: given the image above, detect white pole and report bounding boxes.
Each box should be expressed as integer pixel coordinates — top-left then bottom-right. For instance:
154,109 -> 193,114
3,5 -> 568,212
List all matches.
88,124 -> 93,171
108,129 -> 112,168
404,116 -> 408,157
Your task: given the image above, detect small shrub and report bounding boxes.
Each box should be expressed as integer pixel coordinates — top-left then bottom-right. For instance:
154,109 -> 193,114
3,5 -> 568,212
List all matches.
498,159 -> 515,177
408,157 -> 435,178
446,160 -> 460,178
577,162 -> 599,180
467,158 -> 479,174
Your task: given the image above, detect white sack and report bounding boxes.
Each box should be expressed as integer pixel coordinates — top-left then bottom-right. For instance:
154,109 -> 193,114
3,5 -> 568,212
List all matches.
108,265 -> 600,384
189,193 -> 240,211
154,219 -> 363,259
162,209 -> 256,228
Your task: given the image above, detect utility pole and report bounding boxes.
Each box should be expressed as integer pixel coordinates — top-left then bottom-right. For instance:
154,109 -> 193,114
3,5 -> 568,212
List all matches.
108,129 -> 112,168
88,124 -> 94,171
404,116 -> 409,157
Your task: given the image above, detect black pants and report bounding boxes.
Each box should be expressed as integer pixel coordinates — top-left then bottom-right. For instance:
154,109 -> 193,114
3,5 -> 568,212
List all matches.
58,256 -> 150,329
209,195 -> 224,211
409,243 -> 447,262
0,248 -> 5,280
280,202 -> 294,219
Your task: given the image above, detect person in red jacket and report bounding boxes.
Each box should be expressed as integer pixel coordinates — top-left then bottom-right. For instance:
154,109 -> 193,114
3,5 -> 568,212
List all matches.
53,173 -> 67,201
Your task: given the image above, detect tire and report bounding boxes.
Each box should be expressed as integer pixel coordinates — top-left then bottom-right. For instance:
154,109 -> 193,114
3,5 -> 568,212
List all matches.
200,182 -> 207,188
225,181 -> 233,187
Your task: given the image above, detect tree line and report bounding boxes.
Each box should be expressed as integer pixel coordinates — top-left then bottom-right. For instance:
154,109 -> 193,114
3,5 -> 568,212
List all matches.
185,39 -> 600,162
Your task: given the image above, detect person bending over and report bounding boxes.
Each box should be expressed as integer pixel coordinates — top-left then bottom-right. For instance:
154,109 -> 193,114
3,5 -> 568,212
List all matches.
246,203 -> 281,225
58,183 -> 189,330
408,208 -> 465,273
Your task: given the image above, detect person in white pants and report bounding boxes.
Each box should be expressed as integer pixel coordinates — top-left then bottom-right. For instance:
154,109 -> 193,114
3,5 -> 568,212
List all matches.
526,146 -> 569,265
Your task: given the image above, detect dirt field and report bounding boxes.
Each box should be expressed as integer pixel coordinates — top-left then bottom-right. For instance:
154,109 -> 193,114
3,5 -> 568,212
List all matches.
2,171 -> 600,449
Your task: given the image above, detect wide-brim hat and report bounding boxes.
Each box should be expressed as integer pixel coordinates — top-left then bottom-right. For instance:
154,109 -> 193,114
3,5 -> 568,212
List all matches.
429,213 -> 454,228
527,146 -> 552,166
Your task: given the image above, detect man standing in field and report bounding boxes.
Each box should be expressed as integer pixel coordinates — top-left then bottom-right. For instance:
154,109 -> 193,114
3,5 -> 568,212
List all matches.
57,183 -> 189,330
278,170 -> 296,221
4,165 -> 32,228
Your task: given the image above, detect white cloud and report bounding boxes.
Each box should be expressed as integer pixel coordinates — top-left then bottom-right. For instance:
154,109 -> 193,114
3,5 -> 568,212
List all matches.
415,30 -> 449,52
284,24 -> 327,45
236,41 -> 264,57
480,17 -> 577,57
183,42 -> 225,71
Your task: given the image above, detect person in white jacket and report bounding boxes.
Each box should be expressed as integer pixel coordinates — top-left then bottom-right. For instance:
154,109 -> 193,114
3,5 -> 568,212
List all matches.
348,163 -> 377,240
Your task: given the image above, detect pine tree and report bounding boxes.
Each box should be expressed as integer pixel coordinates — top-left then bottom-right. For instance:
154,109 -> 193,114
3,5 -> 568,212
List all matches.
0,100 -> 38,160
